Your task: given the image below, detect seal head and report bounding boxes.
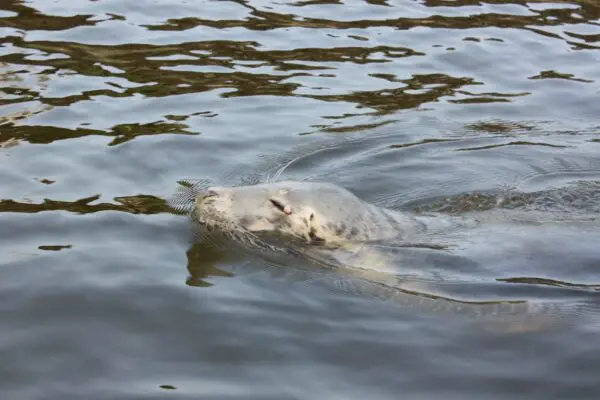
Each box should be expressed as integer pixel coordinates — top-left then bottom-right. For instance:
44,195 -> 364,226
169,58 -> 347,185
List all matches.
193,181 -> 414,245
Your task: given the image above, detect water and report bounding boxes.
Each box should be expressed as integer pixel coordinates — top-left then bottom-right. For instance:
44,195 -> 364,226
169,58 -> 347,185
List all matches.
1,0 -> 600,398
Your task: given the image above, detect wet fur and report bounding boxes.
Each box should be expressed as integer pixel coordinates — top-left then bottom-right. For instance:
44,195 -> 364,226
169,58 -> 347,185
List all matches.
192,181 -> 424,247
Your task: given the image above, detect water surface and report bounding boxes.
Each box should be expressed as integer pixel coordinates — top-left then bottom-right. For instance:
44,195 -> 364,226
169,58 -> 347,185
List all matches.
1,0 -> 600,398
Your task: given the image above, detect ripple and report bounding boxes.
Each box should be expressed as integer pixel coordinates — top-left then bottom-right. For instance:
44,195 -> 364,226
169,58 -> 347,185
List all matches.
455,140 -> 569,151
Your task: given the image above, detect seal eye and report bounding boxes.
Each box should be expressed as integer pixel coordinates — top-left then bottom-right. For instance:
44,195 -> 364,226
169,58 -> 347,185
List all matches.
270,199 -> 291,215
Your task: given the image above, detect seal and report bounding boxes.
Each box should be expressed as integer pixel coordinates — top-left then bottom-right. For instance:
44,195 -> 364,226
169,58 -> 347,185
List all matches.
181,179 -> 600,332
192,180 -> 425,247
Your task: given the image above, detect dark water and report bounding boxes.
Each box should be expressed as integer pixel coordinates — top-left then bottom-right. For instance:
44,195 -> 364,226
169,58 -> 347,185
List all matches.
2,0 -> 600,398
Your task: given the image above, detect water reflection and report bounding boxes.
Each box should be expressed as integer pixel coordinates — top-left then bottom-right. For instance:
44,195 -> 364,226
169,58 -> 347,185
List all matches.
1,0 -> 597,147
0,194 -> 169,214
2,0 -> 600,397
183,235 -> 600,333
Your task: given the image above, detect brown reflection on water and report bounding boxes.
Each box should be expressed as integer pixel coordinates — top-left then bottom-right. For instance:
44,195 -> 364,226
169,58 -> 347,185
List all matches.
529,70 -> 594,83
455,140 -> 569,151
185,241 -> 234,288
498,276 -> 600,291
1,38 -> 478,141
1,38 -> 424,96
1,0 -> 598,146
38,244 -> 72,251
0,122 -> 196,146
314,73 -> 480,114
141,2 -> 594,32
0,194 -> 171,215
0,0 -> 97,31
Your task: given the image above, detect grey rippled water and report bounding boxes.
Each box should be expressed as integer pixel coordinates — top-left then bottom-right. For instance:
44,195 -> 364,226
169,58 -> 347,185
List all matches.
1,0 -> 600,399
